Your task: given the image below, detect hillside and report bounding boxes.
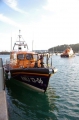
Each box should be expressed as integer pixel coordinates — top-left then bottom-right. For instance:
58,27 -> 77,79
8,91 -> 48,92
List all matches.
48,43 -> 79,53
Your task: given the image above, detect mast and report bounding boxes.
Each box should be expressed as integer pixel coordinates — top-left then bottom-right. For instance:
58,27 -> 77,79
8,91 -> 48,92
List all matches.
32,40 -> 34,51
18,30 -> 22,41
11,37 -> 12,51
13,30 -> 28,50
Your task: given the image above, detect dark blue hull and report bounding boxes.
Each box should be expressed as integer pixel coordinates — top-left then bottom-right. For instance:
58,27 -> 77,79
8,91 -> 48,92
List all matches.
5,68 -> 51,92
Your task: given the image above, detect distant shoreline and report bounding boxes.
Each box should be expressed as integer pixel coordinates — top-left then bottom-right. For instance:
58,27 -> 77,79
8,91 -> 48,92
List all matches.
0,52 -> 10,55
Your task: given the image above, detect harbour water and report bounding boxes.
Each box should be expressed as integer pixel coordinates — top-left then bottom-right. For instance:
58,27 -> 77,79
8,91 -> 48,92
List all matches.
1,54 -> 79,120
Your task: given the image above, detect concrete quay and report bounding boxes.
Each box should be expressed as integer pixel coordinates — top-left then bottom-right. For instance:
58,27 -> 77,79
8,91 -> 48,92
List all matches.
0,58 -> 9,120
0,91 -> 8,120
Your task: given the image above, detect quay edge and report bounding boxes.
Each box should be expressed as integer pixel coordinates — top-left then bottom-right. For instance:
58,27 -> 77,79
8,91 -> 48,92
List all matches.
0,58 -> 9,120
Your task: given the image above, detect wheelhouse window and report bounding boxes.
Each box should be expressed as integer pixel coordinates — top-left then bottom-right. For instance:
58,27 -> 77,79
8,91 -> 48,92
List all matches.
17,54 -> 24,60
10,53 -> 17,60
10,53 -> 14,59
33,54 -> 38,61
25,54 -> 33,60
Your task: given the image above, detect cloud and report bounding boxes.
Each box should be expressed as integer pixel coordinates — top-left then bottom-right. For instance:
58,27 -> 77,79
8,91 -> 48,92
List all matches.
3,0 -> 28,14
42,0 -> 79,44
0,14 -> 21,27
1,0 -> 79,51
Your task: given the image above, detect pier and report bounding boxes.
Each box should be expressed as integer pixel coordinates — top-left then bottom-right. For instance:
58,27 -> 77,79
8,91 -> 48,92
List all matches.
0,58 -> 8,120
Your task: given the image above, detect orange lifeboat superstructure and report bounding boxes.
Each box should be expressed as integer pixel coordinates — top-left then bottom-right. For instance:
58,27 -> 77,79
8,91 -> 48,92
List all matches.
9,51 -> 37,69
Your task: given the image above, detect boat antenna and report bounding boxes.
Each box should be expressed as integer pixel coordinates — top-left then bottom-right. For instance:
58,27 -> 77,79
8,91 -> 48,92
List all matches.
11,37 -> 12,51
18,30 -> 22,41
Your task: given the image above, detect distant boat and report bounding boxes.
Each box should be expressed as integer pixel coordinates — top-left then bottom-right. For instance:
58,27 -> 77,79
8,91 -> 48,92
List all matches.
60,46 -> 74,57
76,53 -> 79,56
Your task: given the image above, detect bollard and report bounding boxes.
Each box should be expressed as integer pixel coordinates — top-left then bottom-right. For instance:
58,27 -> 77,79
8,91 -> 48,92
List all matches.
0,58 -> 5,91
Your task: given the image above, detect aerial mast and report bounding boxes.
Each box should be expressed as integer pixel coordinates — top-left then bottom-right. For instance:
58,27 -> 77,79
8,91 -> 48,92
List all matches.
18,30 -> 22,41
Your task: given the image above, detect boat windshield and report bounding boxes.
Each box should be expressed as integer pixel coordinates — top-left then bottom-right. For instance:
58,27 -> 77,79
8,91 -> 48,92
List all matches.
25,54 -> 33,60
17,54 -> 25,60
33,54 -> 38,61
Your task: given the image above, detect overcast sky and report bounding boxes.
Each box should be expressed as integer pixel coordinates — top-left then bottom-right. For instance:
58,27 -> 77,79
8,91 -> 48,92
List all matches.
0,0 -> 79,51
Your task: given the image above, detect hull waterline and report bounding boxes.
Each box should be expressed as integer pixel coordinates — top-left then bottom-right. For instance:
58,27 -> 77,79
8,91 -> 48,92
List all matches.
5,68 -> 51,92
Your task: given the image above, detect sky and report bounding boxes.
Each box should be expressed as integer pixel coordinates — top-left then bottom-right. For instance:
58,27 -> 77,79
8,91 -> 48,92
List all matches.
0,0 -> 79,51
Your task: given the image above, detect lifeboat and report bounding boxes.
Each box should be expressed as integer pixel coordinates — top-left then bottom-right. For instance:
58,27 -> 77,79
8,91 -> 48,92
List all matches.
4,30 -> 58,92
60,46 -> 74,57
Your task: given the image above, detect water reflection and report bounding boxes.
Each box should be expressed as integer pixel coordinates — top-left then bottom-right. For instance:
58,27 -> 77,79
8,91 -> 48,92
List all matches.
6,79 -> 58,120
